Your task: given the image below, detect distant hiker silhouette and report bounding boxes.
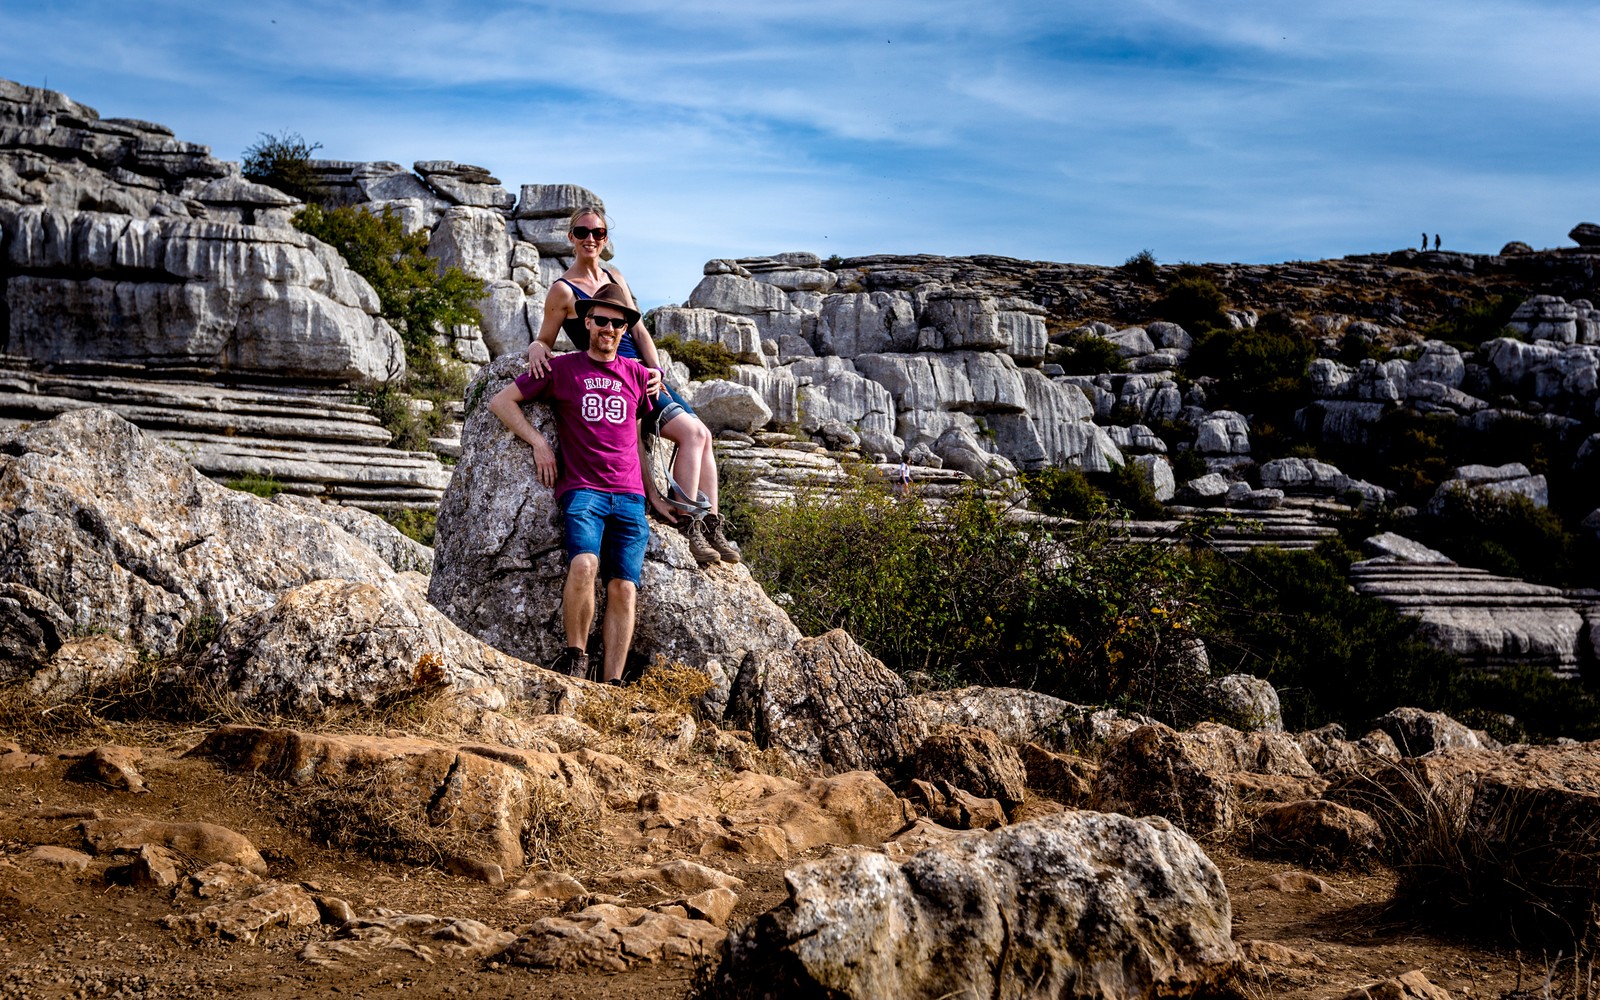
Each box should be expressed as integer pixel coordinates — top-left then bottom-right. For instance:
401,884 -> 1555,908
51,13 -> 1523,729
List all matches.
1434,234 -> 1441,251
1421,232 -> 1428,251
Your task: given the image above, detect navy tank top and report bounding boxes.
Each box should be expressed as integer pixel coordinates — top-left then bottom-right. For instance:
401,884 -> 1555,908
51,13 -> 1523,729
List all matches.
558,271 -> 640,360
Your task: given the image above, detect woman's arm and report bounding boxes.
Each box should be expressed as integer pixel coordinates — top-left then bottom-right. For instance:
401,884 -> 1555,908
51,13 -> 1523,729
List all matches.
527,282 -> 576,375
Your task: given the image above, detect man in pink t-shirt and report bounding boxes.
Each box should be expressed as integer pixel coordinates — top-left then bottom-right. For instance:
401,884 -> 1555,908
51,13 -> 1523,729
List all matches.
488,284 -> 655,685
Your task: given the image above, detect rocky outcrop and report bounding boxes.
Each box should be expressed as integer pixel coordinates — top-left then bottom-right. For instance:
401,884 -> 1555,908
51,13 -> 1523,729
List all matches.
0,80 -> 403,381
0,408 -> 412,658
1349,535 -> 1595,676
427,355 -> 801,684
713,811 -> 1239,999
191,724 -> 606,872
728,628 -> 925,771
1328,742 -> 1600,933
0,361 -> 453,512
200,575 -> 572,715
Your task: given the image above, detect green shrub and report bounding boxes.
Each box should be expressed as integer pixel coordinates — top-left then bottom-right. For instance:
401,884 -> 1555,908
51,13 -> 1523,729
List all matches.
1415,486 -> 1579,586
1121,249 -> 1159,284
294,204 -> 481,450
1155,266 -> 1230,333
1169,447 -> 1207,484
739,472 -> 1215,719
1048,332 -> 1127,375
1198,542 -> 1465,732
655,335 -> 736,381
1105,462 -> 1166,518
1022,465 -> 1106,518
293,204 -> 483,379
1423,294 -> 1523,351
241,130 -> 324,203
380,508 -> 437,547
225,472 -> 284,498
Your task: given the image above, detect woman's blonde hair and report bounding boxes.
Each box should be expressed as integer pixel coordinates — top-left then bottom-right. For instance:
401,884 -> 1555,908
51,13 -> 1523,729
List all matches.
568,206 -> 615,261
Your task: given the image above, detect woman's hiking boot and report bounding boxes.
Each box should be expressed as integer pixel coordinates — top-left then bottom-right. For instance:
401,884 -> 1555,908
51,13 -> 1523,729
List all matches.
703,512 -> 742,564
683,517 -> 722,566
550,646 -> 590,680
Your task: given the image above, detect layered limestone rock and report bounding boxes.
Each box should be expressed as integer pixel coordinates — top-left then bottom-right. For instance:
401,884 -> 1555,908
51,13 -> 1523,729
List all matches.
1349,534 -> 1595,676
0,80 -> 405,381
0,361 -> 453,511
651,253 -> 1119,471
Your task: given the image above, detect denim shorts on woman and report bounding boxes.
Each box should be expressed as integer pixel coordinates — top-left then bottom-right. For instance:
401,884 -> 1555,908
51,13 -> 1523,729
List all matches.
559,488 -> 649,586
643,380 -> 694,437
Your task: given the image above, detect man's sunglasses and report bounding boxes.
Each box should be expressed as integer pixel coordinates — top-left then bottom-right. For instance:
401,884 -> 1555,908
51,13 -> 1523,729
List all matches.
587,314 -> 630,329
570,226 -> 608,240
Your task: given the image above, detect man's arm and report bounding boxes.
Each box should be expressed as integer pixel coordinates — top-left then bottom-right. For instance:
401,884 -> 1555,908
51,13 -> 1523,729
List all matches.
488,383 -> 558,488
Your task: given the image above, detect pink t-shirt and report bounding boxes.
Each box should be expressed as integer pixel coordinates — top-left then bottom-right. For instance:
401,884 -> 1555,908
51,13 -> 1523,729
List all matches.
514,352 -> 654,499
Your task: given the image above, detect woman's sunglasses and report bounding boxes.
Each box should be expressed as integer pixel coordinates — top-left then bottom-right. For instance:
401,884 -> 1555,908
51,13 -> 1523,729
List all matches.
570,226 -> 608,241
587,314 -> 630,329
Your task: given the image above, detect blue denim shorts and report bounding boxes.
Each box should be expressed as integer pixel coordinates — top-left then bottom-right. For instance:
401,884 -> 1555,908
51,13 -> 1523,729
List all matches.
559,489 -> 649,586
644,380 -> 694,437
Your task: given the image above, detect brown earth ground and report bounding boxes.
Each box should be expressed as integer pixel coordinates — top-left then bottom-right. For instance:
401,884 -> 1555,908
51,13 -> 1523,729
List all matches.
0,717 -> 1561,1000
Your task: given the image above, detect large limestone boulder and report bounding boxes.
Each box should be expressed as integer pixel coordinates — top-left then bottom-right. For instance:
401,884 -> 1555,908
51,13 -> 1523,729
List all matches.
728,628 -> 926,772
1371,707 -> 1486,756
652,307 -> 764,364
414,161 -> 514,210
790,357 -> 899,455
814,291 -> 918,356
690,379 -> 773,434
1204,674 -> 1283,732
428,355 -> 801,684
1091,722 -> 1317,839
713,811 -> 1239,999
0,409 -> 413,660
1,207 -> 405,381
911,725 -> 1026,813
426,205 -> 510,284
201,575 -> 571,715
854,350 -> 1116,471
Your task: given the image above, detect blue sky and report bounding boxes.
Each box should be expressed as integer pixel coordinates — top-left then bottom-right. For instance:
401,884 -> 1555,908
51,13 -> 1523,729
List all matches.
4,1 -> 1598,308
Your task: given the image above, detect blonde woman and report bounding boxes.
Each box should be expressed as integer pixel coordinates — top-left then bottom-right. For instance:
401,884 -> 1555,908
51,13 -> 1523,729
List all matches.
526,208 -> 739,566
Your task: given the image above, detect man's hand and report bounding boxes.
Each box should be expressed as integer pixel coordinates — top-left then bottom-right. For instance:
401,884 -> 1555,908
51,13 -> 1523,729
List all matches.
530,437 -> 557,487
646,368 -> 663,397
526,339 -> 554,377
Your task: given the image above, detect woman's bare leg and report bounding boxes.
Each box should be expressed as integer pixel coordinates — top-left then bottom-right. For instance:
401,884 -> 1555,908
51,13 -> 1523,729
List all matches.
660,414 -> 709,511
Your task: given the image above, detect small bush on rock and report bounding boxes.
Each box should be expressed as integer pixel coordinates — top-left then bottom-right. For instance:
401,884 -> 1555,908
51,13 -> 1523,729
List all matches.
1155,266 -> 1230,333
1121,249 -> 1160,284
1423,293 -> 1523,351
1414,487 -> 1579,587
1022,466 -> 1106,518
1048,331 -> 1127,375
224,472 -> 283,498
654,335 -> 736,381
380,508 -> 437,547
241,130 -> 324,203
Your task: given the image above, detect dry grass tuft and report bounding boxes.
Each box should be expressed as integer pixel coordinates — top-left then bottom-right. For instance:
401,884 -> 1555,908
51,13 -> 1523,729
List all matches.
1342,762 -> 1600,949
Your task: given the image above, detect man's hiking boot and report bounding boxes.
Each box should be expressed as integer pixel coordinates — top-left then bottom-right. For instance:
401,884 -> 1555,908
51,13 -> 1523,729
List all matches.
551,646 -> 590,680
703,512 -> 742,564
683,517 -> 722,566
